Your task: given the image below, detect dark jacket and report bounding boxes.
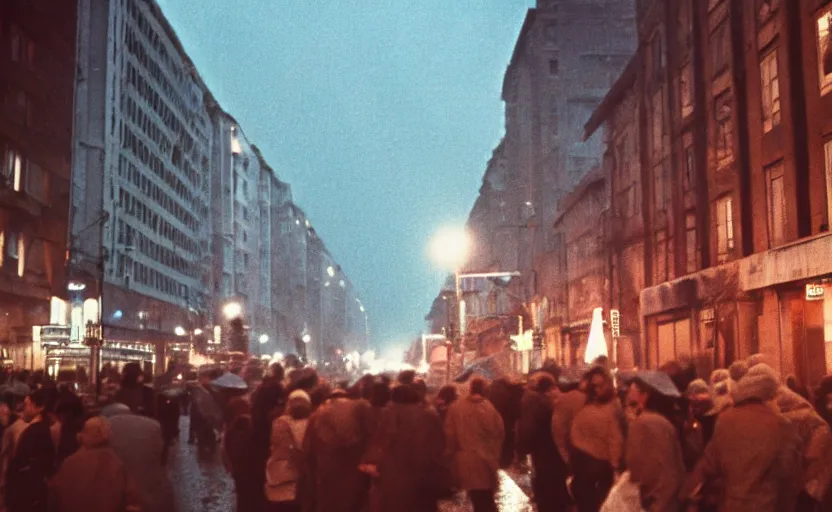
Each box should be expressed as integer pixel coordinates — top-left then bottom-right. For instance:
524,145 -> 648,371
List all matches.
363,402 -> 446,512
6,420 -> 55,512
48,445 -> 141,512
517,389 -> 564,472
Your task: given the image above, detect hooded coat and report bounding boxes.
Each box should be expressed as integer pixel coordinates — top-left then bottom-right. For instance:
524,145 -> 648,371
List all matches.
304,395 -> 373,512
444,394 -> 504,491
682,365 -> 801,512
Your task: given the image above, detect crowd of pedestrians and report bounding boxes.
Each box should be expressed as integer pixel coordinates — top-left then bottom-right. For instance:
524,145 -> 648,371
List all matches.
0,350 -> 829,512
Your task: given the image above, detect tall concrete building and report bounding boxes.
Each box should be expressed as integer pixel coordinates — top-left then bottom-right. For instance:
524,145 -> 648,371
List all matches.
0,0 -> 77,368
70,0 -> 215,369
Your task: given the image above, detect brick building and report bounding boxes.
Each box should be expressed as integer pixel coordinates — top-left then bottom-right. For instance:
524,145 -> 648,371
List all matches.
586,0 -> 832,386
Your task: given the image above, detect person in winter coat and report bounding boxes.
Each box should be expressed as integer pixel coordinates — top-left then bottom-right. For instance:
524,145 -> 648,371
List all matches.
113,363 -> 156,418
266,390 -> 312,512
625,377 -> 685,512
486,376 -> 523,468
517,372 -> 569,512
304,388 -> 373,512
48,417 -> 141,512
568,367 -> 624,512
101,403 -> 176,512
434,385 -> 457,424
681,363 -> 802,512
223,398 -> 260,512
551,375 -> 588,467
445,378 -> 504,512
6,389 -> 55,512
362,383 -> 447,512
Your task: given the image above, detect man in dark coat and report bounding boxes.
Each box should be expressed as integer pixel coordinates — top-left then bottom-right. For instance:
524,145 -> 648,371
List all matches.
304,388 -> 373,512
362,383 -> 447,512
6,389 -> 55,512
487,376 -> 523,468
517,372 -> 569,512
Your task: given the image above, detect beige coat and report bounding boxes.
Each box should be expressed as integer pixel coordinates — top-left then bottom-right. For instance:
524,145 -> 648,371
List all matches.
444,395 -> 504,491
682,401 -> 801,512
626,411 -> 684,512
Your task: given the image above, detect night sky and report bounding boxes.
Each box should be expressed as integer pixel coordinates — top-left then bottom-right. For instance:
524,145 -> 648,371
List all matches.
156,0 -> 532,354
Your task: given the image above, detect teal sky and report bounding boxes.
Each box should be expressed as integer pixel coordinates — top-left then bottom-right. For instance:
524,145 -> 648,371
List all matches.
156,1 -> 532,351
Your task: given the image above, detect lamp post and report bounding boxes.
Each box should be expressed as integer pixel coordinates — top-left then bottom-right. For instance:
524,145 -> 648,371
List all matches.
222,301 -> 245,354
430,227 -> 470,383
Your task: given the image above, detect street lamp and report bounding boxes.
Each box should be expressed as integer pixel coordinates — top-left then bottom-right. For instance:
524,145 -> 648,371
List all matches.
430,227 -> 471,383
174,326 -> 186,337
223,301 -> 242,320
302,333 -> 311,344
259,334 -> 269,344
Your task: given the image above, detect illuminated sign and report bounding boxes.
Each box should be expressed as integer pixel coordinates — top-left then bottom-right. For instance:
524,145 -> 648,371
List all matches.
806,283 -> 825,301
610,309 -> 620,338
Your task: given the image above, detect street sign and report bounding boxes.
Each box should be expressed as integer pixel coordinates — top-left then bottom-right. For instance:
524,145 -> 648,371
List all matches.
806,283 -> 825,301
610,309 -> 620,338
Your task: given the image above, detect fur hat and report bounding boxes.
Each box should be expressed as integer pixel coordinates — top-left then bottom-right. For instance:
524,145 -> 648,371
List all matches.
732,363 -> 779,405
729,360 -> 749,382
686,378 -> 710,398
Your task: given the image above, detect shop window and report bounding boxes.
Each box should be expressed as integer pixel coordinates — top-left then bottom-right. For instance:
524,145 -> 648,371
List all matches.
766,162 -> 786,247
760,49 -> 781,133
714,92 -> 734,167
817,6 -> 832,96
716,196 -> 734,263
657,318 -> 692,366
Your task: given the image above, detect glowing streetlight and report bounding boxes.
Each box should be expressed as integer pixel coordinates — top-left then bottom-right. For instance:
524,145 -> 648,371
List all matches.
259,334 -> 269,344
174,326 -> 186,336
223,301 -> 242,319
429,226 -> 470,270
302,333 -> 312,344
326,266 -> 335,277
193,328 -> 203,336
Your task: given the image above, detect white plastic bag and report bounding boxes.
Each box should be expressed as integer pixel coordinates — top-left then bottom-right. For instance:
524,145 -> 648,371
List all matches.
600,471 -> 645,512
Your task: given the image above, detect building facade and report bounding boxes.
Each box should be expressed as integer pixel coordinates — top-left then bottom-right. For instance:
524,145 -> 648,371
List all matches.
586,0 -> 832,387
0,0 -> 77,368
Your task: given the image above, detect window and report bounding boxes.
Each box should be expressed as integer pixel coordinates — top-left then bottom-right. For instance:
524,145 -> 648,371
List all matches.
817,6 -> 832,95
4,88 -> 31,127
716,196 -> 734,262
3,147 -> 23,191
682,133 -> 695,192
760,50 -> 781,132
714,92 -> 734,167
679,62 -> 694,119
653,162 -> 668,212
651,89 -> 664,160
10,27 -> 35,68
766,163 -> 786,247
686,213 -> 699,274
650,33 -> 665,82
711,22 -> 731,75
25,161 -> 49,204
550,97 -> 558,138
549,59 -> 559,75
824,140 -> 832,230
653,230 -> 669,284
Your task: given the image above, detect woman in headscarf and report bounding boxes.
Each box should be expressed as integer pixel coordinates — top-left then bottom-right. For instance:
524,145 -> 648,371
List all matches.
266,390 -> 313,512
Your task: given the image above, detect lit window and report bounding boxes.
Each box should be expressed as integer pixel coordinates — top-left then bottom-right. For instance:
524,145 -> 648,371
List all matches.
716,196 -> 734,263
0,232 -> 4,268
766,162 -> 786,247
760,50 -> 781,132
16,234 -> 25,278
3,147 -> 22,191
817,7 -> 832,95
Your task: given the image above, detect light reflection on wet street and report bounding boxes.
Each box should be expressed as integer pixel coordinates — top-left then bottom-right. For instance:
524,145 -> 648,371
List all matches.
169,417 -> 535,511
